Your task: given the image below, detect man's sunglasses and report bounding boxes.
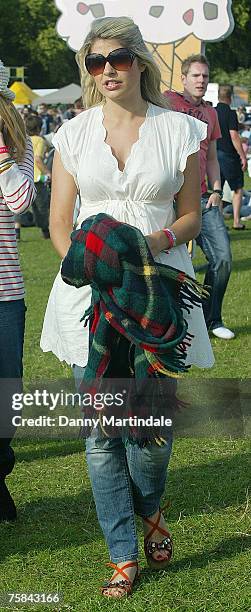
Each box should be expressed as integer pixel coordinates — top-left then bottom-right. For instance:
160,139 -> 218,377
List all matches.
85,48 -> 136,76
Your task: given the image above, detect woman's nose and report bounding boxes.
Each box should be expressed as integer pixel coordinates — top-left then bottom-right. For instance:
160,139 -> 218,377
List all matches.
103,61 -> 116,74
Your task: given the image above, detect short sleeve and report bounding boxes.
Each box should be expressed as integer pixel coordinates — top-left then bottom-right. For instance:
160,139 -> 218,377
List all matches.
179,115 -> 207,172
52,124 -> 78,185
229,109 -> 239,131
211,111 -> 221,141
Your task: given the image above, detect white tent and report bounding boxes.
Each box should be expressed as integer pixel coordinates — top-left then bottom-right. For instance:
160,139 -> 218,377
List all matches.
33,88 -> 58,97
33,83 -> 82,106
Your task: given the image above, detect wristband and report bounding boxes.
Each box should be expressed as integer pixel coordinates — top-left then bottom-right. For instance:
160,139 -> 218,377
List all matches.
0,146 -> 10,154
0,163 -> 13,174
162,228 -> 177,251
0,157 -> 13,166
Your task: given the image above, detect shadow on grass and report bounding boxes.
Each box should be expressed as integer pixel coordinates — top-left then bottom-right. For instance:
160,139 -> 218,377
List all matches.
194,256 -> 251,274
165,452 -> 250,522
230,324 -> 251,335
0,452 -> 249,564
141,535 -> 251,583
232,259 -> 251,272
229,230 -> 251,241
0,491 -> 101,564
14,438 -> 84,463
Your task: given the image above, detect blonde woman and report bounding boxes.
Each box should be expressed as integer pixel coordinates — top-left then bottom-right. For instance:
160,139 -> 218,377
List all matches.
0,60 -> 35,521
41,17 -> 214,597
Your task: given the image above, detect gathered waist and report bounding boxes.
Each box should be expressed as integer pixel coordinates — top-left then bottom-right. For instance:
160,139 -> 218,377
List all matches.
78,198 -> 161,206
76,198 -> 176,234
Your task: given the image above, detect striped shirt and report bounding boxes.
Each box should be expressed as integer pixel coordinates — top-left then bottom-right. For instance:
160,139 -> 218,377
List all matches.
0,137 -> 35,301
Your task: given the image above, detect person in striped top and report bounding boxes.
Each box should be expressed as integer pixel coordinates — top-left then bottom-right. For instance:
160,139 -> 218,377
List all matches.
0,59 -> 35,521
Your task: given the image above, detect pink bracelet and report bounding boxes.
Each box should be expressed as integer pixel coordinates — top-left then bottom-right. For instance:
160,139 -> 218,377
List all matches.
162,228 -> 176,250
0,146 -> 10,154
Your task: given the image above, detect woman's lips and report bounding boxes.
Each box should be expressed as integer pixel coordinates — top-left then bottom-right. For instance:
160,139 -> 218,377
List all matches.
104,81 -> 122,90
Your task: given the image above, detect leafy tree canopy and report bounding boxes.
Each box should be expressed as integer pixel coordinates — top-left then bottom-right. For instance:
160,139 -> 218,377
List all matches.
206,0 -> 251,74
0,0 -> 79,88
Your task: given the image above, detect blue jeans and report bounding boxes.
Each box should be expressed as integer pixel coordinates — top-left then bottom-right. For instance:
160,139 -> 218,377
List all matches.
195,197 -> 232,329
0,299 -> 26,477
73,365 -> 173,563
33,182 -> 50,232
224,202 -> 251,218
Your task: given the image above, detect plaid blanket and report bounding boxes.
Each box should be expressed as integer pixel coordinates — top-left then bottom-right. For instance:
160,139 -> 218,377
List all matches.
61,213 -> 208,444
61,213 -> 206,382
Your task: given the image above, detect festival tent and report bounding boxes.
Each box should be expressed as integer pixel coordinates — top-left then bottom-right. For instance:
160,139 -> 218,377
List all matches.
10,81 -> 39,105
33,88 -> 58,97
33,83 -> 82,106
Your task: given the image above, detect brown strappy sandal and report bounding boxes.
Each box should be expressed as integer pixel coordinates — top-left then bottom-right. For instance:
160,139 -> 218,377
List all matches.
143,502 -> 173,570
101,560 -> 140,598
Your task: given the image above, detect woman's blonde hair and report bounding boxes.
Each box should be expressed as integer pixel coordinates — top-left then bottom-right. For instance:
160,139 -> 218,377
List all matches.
0,95 -> 26,162
76,16 -> 170,110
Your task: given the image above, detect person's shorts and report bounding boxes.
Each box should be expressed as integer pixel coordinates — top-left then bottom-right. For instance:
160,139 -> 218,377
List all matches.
217,150 -> 244,191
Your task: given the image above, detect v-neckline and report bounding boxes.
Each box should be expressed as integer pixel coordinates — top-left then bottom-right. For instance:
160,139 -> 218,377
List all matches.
100,102 -> 151,175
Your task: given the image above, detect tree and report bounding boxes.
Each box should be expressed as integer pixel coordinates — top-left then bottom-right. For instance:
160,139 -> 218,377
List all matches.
210,68 -> 251,100
205,0 -> 251,99
0,0 -> 79,88
206,0 -> 251,74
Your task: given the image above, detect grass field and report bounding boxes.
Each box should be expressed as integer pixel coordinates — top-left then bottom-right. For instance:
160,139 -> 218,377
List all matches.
0,201 -> 250,611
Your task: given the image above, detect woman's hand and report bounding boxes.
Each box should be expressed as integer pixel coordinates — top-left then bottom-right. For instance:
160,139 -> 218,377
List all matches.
145,231 -> 166,258
205,192 -> 222,209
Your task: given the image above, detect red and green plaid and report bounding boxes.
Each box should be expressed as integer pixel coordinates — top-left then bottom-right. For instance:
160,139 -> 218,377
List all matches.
61,213 -> 206,384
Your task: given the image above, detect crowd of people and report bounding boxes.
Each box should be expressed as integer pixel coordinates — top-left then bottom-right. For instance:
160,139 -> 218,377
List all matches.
16,72 -> 251,248
14,100 -> 84,239
0,14 -> 250,600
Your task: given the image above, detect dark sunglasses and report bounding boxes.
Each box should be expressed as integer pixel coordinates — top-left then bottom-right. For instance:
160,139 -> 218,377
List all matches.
85,48 -> 136,77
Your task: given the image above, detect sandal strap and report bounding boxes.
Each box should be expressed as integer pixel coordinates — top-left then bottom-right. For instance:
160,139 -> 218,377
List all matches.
143,511 -> 168,541
143,501 -> 171,542
106,561 -> 138,585
102,580 -> 131,589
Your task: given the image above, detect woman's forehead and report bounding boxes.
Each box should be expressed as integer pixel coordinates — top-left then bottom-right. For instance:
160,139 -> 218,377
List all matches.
90,38 -> 124,54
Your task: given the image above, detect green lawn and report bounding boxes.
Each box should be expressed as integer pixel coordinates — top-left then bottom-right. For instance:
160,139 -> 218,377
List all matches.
0,200 -> 250,611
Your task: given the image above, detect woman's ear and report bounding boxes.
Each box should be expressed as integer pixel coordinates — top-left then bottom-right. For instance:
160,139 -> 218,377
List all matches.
138,62 -> 146,73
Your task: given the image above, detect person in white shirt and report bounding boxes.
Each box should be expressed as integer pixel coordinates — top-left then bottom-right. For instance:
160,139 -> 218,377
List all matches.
41,16 -> 214,597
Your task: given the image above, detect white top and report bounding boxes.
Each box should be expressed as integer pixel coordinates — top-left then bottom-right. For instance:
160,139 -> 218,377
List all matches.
40,103 -> 214,369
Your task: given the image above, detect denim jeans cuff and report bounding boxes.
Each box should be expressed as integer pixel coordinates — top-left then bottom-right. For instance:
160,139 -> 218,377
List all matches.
208,321 -> 223,331
110,553 -> 139,563
136,505 -> 160,520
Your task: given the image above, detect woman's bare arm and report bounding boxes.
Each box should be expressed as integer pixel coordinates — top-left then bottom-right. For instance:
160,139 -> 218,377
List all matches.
49,151 -> 78,258
146,152 -> 201,256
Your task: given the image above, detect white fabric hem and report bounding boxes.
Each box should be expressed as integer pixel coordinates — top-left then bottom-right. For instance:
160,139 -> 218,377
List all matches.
40,341 -> 214,370
40,341 -> 89,368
